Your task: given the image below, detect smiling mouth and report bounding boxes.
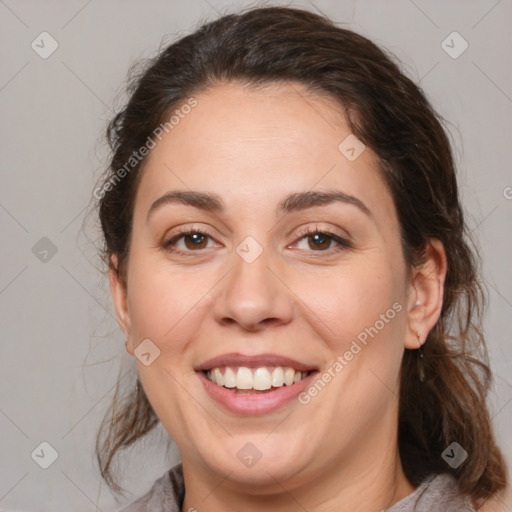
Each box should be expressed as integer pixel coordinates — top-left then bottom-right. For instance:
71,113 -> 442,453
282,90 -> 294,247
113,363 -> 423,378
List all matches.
203,366 -> 314,394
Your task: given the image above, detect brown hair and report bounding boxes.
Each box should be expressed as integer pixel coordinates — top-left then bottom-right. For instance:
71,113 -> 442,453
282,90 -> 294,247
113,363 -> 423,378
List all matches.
94,6 -> 508,506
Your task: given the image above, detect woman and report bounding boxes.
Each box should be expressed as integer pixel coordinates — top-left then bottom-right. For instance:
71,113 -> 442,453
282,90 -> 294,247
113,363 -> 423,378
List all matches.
94,6 -> 509,511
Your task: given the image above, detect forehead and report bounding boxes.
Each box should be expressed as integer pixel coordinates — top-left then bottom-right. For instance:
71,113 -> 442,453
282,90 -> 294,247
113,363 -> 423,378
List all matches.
134,81 -> 397,225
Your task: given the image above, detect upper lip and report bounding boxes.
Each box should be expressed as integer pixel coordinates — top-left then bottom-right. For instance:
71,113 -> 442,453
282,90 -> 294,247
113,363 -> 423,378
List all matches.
195,352 -> 318,372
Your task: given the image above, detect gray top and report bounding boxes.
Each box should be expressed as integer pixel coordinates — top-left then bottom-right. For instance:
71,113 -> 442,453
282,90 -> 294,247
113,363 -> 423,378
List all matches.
119,464 -> 475,511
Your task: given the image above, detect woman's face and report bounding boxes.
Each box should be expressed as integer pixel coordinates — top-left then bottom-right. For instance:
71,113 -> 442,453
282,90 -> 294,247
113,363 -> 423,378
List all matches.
111,82 -> 423,490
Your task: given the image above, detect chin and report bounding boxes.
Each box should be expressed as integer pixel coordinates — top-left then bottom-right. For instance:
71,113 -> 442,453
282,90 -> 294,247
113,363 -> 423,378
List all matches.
200,439 -> 311,488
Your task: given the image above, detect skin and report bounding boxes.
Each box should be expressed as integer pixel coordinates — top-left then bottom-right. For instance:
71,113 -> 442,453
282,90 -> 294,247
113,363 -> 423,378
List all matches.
110,81 -> 448,511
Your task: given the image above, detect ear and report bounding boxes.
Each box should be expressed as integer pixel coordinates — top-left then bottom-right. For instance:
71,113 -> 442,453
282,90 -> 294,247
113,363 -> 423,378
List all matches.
405,239 -> 447,350
109,254 -> 134,355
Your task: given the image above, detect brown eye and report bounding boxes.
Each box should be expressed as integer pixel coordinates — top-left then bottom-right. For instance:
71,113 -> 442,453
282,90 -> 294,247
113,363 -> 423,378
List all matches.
163,229 -> 217,255
181,233 -> 209,250
295,229 -> 351,253
306,233 -> 333,251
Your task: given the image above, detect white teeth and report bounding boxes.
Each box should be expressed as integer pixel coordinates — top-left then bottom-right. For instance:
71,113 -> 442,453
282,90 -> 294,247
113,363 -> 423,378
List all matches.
271,367 -> 284,387
236,367 -> 253,389
223,367 -> 237,388
206,366 -> 309,390
253,368 -> 272,390
284,367 -> 295,386
213,368 -> 224,386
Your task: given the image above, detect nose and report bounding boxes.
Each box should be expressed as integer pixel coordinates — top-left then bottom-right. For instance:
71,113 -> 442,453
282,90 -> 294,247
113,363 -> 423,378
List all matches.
213,247 -> 294,332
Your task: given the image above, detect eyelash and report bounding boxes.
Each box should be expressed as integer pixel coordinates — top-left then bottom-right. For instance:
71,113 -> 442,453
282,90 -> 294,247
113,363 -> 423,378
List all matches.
162,225 -> 352,257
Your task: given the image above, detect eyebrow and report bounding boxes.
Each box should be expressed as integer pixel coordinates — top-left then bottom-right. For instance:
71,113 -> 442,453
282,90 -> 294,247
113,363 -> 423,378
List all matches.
146,189 -> 372,222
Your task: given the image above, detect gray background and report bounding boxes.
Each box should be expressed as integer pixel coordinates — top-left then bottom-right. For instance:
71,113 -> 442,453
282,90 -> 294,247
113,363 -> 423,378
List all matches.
0,0 -> 511,510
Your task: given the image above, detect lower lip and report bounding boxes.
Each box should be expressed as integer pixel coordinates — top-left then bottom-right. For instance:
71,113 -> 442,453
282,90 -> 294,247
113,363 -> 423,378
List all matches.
197,371 -> 318,415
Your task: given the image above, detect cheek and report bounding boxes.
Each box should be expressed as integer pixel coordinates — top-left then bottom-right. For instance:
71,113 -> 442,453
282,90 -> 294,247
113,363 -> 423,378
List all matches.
299,259 -> 405,352
125,255 -> 201,351
124,255 -> 210,440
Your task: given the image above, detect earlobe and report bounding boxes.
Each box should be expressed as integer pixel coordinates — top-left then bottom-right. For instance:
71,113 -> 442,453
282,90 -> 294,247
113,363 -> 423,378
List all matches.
109,254 -> 132,343
405,239 -> 447,350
